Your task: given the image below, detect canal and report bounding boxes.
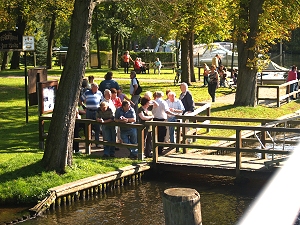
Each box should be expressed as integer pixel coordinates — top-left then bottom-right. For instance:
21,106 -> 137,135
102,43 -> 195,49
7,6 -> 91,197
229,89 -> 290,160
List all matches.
6,172 -> 268,225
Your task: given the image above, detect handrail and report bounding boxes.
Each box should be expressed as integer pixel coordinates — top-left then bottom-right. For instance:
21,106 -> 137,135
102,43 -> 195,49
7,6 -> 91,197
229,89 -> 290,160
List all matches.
39,113 -> 300,177
39,115 -> 145,160
146,119 -> 300,177
257,80 -> 300,107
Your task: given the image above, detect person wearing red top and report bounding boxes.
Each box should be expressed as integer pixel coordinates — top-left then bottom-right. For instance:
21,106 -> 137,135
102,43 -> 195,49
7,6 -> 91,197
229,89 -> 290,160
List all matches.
110,88 -> 122,108
134,57 -> 146,74
287,65 -> 298,100
122,51 -> 133,74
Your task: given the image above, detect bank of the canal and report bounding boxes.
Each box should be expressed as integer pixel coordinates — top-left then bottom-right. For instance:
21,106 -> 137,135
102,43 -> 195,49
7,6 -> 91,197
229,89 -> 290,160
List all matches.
17,172 -> 269,225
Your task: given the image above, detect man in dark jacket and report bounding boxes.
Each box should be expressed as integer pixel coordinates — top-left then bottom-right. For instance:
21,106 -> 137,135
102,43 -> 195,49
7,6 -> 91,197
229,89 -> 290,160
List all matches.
179,82 -> 195,114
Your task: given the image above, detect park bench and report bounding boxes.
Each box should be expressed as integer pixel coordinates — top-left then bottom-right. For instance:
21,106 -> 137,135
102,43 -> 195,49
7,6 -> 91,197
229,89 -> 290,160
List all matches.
162,62 -> 176,73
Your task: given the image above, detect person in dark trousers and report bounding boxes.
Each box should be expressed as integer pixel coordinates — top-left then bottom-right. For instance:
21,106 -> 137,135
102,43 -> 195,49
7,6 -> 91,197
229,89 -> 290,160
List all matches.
207,65 -> 219,102
151,91 -> 176,155
121,51 -> 133,74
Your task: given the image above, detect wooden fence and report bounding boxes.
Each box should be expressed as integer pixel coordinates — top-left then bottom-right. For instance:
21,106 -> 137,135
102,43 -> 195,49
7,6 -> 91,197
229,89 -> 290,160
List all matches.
146,115 -> 300,177
257,80 -> 300,107
39,102 -> 211,160
39,104 -> 300,177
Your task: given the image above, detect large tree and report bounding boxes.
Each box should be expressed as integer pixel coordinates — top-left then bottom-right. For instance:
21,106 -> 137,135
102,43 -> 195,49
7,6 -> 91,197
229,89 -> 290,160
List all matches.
234,0 -> 300,106
42,0 -> 96,173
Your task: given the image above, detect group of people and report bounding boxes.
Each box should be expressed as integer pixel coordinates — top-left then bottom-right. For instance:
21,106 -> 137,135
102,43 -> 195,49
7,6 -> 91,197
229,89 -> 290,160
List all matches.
121,51 -> 162,75
76,70 -> 195,159
202,57 -> 238,102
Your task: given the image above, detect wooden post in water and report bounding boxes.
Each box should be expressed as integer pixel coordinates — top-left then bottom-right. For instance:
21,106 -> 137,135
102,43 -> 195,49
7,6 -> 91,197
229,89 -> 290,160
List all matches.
162,188 -> 202,225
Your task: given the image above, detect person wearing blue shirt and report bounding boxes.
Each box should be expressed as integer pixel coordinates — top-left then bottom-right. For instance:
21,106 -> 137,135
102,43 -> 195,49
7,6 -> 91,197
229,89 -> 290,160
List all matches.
99,72 -> 120,95
80,83 -> 103,147
115,101 -> 138,159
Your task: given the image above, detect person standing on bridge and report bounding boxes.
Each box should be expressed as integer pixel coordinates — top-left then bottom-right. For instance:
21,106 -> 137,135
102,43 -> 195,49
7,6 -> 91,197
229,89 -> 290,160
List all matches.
152,91 -> 176,155
80,83 -> 103,147
179,82 -> 195,114
166,91 -> 185,143
115,101 -> 138,159
99,71 -> 120,95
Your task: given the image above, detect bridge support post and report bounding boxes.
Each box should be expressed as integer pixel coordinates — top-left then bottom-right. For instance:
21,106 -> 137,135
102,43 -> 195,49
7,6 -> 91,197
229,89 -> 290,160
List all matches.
236,129 -> 242,178
162,188 -> 202,225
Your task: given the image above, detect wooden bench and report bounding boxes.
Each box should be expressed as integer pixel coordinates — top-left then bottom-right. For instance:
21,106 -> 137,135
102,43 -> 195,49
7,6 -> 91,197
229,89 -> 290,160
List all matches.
162,62 -> 176,73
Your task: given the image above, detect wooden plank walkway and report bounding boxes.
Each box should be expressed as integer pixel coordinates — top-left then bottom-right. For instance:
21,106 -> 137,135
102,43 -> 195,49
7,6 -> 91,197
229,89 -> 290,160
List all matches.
155,151 -> 287,178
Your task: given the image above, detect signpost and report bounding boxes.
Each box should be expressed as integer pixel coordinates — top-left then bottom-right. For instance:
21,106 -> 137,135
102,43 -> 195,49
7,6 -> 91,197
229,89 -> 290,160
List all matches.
22,36 -> 35,123
0,30 -> 35,123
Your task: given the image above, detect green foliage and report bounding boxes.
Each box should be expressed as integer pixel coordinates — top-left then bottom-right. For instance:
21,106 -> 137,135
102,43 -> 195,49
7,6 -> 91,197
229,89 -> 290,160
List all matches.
35,34 -> 48,66
98,37 -> 111,51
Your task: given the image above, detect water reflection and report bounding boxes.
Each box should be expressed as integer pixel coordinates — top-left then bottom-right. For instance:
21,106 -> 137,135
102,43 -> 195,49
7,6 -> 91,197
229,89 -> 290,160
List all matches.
21,173 -> 266,225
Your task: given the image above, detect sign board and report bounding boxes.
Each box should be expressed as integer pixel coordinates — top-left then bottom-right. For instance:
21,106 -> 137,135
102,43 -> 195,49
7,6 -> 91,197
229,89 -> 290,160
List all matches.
22,36 -> 35,51
28,68 -> 47,106
0,30 -> 22,51
38,80 -> 59,115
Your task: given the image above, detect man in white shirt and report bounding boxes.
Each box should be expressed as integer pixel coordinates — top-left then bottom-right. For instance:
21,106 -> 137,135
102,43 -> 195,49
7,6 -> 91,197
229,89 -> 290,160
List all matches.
166,91 -> 185,143
129,71 -> 140,115
152,91 -> 176,155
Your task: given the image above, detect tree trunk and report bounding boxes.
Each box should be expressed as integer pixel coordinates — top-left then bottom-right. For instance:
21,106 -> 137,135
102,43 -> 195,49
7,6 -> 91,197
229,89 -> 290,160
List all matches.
95,8 -> 101,69
189,31 -> 196,82
111,33 -> 119,70
10,16 -> 26,69
96,29 -> 102,69
46,13 -> 56,69
42,0 -> 95,173
175,36 -> 180,69
1,52 -> 8,71
234,0 -> 264,106
181,34 -> 191,85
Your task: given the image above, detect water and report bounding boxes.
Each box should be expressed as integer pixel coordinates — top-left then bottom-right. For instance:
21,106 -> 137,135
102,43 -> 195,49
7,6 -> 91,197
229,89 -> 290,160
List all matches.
15,173 -> 266,225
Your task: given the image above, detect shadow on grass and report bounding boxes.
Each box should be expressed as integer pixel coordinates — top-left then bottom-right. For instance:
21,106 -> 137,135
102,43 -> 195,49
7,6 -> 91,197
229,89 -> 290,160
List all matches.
0,160 -> 45,184
211,104 -> 238,113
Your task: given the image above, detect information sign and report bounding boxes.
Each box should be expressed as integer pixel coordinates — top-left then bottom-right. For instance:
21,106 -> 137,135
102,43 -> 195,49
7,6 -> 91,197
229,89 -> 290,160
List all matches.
38,80 -> 59,115
0,30 -> 22,51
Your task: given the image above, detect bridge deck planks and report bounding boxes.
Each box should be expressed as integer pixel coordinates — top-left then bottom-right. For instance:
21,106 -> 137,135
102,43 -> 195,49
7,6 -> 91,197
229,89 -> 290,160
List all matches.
156,152 -> 287,174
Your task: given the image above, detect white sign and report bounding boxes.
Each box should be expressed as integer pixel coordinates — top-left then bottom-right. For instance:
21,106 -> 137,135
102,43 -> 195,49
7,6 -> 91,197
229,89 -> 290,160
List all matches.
22,36 -> 35,51
43,86 -> 56,112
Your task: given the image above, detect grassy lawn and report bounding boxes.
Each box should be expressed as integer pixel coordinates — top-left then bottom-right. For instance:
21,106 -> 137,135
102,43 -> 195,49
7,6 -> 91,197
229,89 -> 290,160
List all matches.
1,66 -> 300,205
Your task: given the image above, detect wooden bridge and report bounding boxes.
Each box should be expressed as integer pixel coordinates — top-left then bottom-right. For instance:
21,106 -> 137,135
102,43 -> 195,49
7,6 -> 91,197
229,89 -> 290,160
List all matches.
39,104 -> 300,179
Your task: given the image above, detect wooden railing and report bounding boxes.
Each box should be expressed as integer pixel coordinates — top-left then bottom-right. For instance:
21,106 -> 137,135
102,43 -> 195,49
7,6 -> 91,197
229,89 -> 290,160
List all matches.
39,116 -> 146,160
257,80 -> 300,107
146,115 -> 300,177
39,106 -> 300,177
39,103 -> 211,159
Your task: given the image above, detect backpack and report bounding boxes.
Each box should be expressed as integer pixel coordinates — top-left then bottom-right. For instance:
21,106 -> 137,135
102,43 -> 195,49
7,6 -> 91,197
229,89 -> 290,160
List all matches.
135,78 -> 142,95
